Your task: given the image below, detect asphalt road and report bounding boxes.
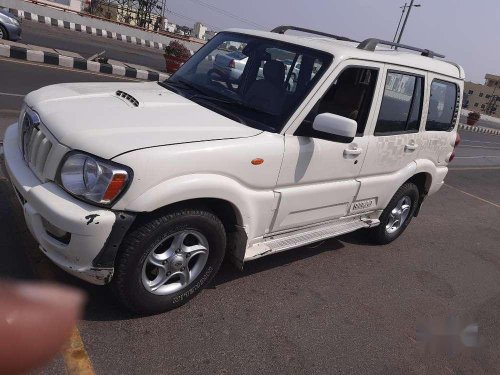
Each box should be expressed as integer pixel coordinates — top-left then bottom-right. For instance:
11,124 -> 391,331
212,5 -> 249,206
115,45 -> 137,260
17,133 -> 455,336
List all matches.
18,20 -> 170,73
0,57 -> 136,136
1,58 -> 500,374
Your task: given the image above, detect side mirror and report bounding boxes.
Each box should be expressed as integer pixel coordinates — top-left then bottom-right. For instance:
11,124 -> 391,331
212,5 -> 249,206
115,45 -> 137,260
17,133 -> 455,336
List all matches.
312,113 -> 357,143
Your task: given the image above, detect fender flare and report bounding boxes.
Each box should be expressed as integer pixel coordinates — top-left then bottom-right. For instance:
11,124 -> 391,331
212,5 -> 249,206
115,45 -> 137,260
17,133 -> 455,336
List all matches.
124,173 -> 275,241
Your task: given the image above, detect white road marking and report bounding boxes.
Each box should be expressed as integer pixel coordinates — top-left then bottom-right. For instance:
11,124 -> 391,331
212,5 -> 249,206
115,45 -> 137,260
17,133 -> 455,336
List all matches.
449,166 -> 500,171
459,145 -> 500,150
0,92 -> 24,97
445,184 -> 500,209
461,139 -> 500,145
454,156 -> 500,159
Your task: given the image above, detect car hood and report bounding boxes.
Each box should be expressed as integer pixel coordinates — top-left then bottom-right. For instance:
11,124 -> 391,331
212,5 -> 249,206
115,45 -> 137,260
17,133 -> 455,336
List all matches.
25,81 -> 262,159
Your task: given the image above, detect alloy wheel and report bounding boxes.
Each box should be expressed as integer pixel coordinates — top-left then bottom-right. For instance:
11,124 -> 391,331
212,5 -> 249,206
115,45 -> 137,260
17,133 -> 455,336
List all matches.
141,230 -> 209,295
385,196 -> 412,234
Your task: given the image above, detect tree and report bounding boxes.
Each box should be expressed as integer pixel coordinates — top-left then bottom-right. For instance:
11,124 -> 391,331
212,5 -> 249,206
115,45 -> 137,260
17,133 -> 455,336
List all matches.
136,0 -> 158,28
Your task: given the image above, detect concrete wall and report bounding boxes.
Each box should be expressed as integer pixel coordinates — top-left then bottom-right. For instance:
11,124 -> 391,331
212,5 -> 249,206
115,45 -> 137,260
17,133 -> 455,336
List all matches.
0,0 -> 204,52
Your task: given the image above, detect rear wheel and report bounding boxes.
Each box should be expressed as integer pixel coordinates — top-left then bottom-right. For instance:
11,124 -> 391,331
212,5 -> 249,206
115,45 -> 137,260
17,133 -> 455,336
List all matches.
0,25 -> 8,40
367,182 -> 419,244
111,208 -> 226,315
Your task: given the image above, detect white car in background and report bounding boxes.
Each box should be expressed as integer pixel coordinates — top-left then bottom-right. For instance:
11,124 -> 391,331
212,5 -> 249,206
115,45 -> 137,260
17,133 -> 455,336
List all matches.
213,50 -> 248,81
283,59 -> 300,81
3,26 -> 464,315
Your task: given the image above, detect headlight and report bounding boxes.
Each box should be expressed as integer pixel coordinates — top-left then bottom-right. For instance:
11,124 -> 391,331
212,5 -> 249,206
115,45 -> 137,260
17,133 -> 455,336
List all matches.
59,152 -> 132,206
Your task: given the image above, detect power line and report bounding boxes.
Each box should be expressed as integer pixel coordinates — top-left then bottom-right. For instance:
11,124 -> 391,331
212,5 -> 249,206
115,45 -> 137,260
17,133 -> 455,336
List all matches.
166,8 -> 220,30
185,0 -> 266,29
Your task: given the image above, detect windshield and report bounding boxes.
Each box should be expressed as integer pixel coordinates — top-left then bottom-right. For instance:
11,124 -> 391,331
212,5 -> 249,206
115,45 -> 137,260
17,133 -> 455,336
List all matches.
163,32 -> 333,133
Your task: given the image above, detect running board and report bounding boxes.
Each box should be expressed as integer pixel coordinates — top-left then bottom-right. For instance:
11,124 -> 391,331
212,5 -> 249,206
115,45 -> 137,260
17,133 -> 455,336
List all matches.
244,217 -> 379,261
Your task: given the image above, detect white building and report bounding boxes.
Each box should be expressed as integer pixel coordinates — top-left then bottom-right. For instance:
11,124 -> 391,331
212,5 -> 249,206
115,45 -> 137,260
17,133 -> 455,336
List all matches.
163,18 -> 176,33
193,22 -> 207,40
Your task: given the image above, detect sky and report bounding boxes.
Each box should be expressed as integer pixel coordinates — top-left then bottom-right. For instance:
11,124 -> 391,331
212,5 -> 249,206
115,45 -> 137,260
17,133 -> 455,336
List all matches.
164,0 -> 498,83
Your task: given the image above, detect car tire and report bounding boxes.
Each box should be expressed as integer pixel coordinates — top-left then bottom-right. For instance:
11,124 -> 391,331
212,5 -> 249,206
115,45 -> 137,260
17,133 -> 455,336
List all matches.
111,208 -> 226,315
366,182 -> 419,245
0,25 -> 8,40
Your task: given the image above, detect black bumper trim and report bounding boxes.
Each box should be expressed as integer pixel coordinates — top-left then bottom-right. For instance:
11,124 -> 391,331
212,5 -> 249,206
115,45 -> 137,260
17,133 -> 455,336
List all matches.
92,211 -> 136,268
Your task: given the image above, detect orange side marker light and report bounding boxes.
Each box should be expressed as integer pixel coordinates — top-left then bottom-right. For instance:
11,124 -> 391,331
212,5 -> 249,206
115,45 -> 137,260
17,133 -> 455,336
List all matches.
251,158 -> 264,165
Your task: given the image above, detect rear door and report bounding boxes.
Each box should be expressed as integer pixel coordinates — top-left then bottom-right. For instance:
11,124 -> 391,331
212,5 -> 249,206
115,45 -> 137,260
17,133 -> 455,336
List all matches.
355,65 -> 427,210
419,74 -> 462,166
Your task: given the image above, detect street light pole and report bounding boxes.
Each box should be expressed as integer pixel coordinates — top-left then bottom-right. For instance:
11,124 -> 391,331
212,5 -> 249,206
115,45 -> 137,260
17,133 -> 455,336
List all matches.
396,0 -> 421,45
392,3 -> 407,43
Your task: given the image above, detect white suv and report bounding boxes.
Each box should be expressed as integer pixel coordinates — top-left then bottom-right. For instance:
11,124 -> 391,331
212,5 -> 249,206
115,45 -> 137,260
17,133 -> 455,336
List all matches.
3,26 -> 464,314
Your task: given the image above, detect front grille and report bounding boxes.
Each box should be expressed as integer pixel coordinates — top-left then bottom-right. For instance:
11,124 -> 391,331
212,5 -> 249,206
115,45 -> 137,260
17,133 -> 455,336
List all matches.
20,110 -> 53,179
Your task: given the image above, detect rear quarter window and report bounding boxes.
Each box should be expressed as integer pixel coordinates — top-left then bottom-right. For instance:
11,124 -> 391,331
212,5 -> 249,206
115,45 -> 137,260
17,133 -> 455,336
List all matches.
426,80 -> 459,131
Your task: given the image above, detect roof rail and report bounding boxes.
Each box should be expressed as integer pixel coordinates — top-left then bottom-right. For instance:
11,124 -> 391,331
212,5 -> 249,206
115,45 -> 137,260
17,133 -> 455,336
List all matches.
271,25 -> 358,43
357,38 -> 445,58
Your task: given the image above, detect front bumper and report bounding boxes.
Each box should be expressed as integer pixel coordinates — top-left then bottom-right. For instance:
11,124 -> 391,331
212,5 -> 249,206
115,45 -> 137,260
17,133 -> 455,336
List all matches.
3,124 -> 116,285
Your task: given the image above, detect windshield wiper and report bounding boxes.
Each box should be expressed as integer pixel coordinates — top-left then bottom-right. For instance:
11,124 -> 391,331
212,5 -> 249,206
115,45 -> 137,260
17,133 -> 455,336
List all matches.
158,81 -> 181,94
189,95 -> 247,125
158,79 -> 206,96
189,93 -> 243,106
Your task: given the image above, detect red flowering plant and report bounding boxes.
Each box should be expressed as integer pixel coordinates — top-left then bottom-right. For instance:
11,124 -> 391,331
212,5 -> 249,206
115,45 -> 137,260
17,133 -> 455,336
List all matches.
164,41 -> 191,60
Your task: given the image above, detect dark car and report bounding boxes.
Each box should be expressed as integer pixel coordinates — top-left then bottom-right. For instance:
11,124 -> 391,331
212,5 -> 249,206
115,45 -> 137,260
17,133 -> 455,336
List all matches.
0,8 -> 22,41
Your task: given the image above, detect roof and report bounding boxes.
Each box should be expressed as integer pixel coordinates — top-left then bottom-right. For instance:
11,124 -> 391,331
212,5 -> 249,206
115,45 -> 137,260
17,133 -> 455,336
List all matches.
225,28 -> 464,80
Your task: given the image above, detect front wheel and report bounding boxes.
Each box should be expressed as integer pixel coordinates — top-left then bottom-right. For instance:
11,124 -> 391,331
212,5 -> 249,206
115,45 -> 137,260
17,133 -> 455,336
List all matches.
0,25 -> 8,40
366,182 -> 419,245
111,208 -> 226,315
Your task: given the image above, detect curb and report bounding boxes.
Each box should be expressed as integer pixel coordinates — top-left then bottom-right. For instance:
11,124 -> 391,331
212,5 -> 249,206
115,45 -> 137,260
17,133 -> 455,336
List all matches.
6,7 -> 197,55
0,43 -> 169,81
458,123 -> 500,136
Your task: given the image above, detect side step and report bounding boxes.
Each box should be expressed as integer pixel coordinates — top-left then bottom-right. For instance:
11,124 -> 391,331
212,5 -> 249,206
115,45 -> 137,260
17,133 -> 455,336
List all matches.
245,217 -> 379,261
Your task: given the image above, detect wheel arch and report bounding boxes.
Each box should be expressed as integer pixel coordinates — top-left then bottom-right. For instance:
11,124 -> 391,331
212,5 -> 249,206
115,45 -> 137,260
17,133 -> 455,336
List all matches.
126,197 -> 249,270
119,173 -> 275,241
131,197 -> 244,232
405,172 -> 432,217
0,23 -> 8,39
406,172 -> 432,196
116,173 -> 277,268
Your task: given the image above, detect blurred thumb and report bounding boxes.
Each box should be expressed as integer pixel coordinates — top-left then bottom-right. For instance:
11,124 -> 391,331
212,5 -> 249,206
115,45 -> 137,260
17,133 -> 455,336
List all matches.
0,281 -> 85,375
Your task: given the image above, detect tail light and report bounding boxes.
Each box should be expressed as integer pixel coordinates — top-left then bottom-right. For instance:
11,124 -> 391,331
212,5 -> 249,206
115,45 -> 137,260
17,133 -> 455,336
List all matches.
448,132 -> 461,163
229,59 -> 236,68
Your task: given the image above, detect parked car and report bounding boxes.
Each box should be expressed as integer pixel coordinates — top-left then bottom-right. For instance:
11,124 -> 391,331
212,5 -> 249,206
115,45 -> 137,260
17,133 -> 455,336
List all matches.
0,8 -> 21,41
283,59 -> 300,81
3,26 -> 464,315
213,50 -> 248,81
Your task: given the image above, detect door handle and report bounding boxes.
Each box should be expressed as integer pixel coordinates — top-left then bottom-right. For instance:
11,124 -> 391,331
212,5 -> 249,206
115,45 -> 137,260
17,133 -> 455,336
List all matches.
343,147 -> 363,157
404,143 -> 418,152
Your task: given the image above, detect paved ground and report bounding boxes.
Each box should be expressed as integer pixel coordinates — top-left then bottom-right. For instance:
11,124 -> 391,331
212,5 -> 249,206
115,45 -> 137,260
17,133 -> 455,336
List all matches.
0,57 -> 136,137
460,114 -> 500,131
454,131 -> 500,168
18,20 -> 168,73
1,58 -> 500,374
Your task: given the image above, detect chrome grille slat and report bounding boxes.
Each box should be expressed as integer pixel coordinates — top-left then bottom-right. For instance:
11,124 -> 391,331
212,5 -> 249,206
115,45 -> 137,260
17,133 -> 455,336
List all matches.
35,138 -> 52,175
26,129 -> 38,162
29,130 -> 44,165
19,109 -> 54,181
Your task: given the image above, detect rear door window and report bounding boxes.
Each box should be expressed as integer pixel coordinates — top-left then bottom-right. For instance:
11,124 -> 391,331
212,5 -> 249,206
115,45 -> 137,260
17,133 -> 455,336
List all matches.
374,71 -> 424,135
426,80 -> 459,131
